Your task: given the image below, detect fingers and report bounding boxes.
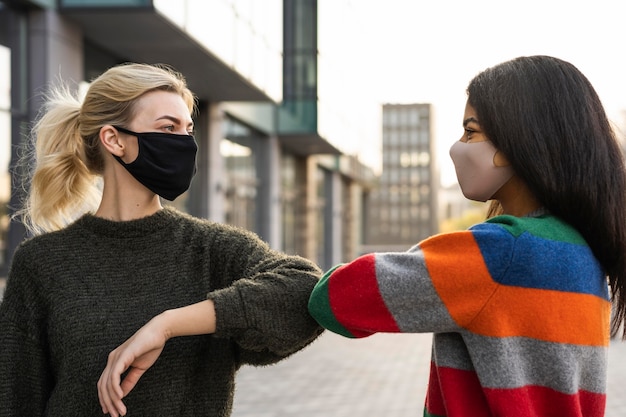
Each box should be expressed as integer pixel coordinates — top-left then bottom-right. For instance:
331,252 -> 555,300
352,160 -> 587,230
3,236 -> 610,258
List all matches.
120,367 -> 146,397
97,350 -> 128,417
96,315 -> 168,415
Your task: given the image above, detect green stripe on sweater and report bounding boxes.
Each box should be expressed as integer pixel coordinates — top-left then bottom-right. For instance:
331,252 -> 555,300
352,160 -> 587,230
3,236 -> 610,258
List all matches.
487,214 -> 586,244
308,264 -> 356,338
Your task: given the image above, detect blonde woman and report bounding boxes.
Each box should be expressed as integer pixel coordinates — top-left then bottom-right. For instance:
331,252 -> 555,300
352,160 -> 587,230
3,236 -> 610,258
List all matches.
0,63 -> 322,417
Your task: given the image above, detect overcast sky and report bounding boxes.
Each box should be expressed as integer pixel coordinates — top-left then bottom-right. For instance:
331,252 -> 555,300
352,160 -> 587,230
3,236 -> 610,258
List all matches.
332,0 -> 626,184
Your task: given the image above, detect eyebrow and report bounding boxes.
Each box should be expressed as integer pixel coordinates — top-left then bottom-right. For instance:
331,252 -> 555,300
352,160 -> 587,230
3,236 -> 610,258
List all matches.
156,115 -> 194,129
463,116 -> 480,127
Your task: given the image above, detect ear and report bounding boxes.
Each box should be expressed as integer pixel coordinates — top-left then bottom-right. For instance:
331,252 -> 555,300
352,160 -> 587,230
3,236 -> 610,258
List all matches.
99,125 -> 124,157
493,150 -> 511,168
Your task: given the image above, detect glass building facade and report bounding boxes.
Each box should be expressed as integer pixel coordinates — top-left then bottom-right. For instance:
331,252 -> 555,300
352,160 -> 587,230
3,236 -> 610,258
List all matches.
0,0 -> 378,276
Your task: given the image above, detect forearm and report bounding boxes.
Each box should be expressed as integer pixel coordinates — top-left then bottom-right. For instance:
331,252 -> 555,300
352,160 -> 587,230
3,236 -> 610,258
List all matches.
208,256 -> 322,357
160,299 -> 216,340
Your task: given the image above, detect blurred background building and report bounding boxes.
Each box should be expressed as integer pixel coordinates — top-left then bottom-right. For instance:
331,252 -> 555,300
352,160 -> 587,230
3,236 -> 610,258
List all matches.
362,103 -> 438,253
0,0 -> 455,280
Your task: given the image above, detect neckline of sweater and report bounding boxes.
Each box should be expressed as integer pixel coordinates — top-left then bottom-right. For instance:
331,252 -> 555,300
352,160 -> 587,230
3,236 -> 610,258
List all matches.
73,207 -> 180,239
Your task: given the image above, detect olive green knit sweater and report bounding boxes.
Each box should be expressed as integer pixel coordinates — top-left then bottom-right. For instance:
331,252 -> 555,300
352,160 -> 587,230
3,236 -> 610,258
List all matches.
0,207 -> 323,416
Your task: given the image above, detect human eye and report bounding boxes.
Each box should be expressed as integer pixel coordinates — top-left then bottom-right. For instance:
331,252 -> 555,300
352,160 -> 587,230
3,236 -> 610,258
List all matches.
464,128 -> 475,141
163,125 -> 175,132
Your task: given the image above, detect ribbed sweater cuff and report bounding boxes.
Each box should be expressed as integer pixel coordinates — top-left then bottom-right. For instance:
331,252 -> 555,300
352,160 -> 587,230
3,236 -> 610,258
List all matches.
206,287 -> 248,337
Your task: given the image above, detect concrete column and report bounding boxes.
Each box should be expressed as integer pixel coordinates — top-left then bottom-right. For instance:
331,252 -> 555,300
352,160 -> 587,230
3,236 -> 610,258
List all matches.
5,7 -> 29,274
187,103 -> 209,218
204,103 -> 226,223
323,169 -> 342,270
348,182 -> 364,260
294,156 -> 317,263
30,10 -> 84,93
255,135 -> 281,250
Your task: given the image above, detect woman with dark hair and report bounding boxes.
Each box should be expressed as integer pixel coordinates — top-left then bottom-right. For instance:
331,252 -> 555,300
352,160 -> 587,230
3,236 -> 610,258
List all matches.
309,55 -> 626,417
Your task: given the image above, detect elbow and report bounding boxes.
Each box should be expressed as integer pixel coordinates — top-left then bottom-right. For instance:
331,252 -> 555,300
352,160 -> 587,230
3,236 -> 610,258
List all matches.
308,287 -> 358,339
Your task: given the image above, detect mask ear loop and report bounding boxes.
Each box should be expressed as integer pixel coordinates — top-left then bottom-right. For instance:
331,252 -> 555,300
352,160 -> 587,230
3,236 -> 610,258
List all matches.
113,126 -> 138,137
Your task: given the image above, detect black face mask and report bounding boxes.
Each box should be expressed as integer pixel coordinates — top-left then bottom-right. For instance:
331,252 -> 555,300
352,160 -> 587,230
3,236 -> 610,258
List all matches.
112,126 -> 198,201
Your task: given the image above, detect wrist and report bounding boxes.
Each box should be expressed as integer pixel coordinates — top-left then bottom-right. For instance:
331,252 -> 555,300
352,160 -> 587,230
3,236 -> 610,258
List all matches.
155,309 -> 177,341
157,299 -> 217,339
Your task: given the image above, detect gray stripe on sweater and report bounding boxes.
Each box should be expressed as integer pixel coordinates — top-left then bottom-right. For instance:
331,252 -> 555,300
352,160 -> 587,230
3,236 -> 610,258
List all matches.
375,246 -> 459,333
434,331 -> 607,394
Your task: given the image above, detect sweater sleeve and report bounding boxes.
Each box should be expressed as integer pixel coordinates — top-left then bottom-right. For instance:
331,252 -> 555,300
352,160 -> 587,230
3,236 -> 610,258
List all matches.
308,227 -> 510,338
0,248 -> 54,416
206,228 -> 323,364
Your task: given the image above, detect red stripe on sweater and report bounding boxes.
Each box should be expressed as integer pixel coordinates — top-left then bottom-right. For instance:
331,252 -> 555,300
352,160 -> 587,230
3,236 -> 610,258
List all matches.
328,254 -> 400,337
484,385 -> 605,417
426,364 -> 605,417
426,363 -> 491,417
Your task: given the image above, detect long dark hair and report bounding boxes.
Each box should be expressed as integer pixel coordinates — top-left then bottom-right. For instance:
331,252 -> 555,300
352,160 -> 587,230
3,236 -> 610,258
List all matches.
468,55 -> 626,338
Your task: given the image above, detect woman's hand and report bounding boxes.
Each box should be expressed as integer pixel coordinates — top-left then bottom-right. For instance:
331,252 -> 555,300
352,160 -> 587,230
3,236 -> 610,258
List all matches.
97,300 -> 216,416
97,316 -> 168,417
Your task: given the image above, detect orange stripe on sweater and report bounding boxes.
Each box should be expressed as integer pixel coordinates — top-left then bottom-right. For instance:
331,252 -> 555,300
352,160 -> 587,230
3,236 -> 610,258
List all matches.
469,286 -> 610,346
422,232 -> 499,327
422,231 -> 610,346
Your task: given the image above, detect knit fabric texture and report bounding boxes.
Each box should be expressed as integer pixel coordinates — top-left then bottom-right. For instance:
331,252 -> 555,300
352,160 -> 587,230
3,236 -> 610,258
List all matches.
309,214 -> 610,417
0,207 -> 323,416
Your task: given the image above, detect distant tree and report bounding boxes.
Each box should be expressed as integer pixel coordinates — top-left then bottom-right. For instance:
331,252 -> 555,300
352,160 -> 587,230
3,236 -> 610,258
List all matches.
439,206 -> 488,233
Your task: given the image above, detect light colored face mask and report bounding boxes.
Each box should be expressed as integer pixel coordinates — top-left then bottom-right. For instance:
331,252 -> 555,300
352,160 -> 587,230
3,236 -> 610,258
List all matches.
449,140 -> 514,202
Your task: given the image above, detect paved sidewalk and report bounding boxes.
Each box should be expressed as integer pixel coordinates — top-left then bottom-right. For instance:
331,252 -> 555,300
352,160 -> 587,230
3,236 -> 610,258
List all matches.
232,331 -> 626,417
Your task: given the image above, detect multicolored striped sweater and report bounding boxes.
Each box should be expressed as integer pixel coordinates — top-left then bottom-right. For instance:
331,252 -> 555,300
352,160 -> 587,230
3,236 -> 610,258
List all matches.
308,214 -> 610,417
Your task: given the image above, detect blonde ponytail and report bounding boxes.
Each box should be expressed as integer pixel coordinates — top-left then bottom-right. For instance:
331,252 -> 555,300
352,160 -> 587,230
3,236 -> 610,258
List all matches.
22,86 -> 101,235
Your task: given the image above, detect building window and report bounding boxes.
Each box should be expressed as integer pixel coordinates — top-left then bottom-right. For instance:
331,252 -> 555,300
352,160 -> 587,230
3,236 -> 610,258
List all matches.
409,108 -> 419,127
